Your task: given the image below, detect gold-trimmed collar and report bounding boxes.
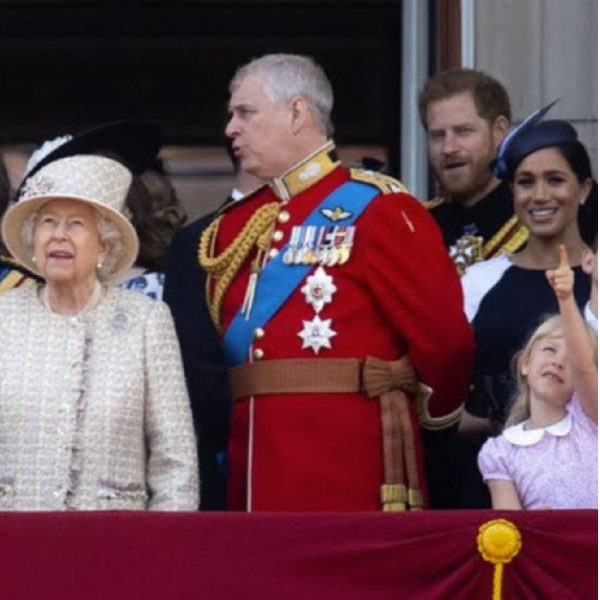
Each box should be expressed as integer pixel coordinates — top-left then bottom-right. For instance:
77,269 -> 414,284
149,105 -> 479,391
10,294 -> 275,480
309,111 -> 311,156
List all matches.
268,141 -> 340,201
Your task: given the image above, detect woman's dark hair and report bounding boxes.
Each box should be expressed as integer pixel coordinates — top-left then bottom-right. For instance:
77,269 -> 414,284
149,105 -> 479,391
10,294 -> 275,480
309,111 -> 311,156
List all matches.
554,142 -> 596,249
126,170 -> 187,271
553,141 -> 593,183
578,179 -> 597,248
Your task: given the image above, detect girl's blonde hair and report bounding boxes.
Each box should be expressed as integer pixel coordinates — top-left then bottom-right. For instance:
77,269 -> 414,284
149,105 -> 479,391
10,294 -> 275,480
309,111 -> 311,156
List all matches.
505,313 -> 598,427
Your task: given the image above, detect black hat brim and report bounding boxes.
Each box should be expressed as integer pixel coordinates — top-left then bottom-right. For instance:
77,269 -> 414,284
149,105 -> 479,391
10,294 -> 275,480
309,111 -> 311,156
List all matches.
18,119 -> 161,197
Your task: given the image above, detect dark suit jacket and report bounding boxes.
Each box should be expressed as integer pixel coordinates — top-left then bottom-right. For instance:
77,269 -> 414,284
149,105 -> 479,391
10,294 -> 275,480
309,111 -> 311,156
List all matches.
163,210 -> 231,510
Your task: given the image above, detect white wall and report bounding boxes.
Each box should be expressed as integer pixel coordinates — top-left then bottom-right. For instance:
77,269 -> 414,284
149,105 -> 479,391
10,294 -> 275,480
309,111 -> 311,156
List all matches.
474,0 -> 597,174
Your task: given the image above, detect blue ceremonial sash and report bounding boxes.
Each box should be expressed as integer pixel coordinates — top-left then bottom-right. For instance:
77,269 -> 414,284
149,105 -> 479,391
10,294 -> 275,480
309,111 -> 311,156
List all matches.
223,180 -> 379,366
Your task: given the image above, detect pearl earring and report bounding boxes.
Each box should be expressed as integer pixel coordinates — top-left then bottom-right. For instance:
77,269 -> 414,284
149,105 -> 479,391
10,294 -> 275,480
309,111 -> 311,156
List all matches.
31,256 -> 36,263
97,261 -> 103,269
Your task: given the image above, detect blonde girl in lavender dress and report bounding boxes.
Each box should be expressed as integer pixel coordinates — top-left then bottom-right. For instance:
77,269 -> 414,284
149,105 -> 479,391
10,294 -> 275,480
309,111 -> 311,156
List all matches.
478,245 -> 597,509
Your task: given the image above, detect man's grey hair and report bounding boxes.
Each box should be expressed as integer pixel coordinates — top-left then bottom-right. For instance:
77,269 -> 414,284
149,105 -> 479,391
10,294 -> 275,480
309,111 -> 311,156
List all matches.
230,53 -> 334,137
22,206 -> 124,281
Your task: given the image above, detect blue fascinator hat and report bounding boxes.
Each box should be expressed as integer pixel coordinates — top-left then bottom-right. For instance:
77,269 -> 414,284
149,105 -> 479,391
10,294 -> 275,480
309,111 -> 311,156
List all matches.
492,100 -> 578,181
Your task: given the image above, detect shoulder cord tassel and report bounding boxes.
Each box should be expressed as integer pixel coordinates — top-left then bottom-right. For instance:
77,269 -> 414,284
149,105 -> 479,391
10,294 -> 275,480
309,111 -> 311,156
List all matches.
198,202 -> 280,331
241,222 -> 276,320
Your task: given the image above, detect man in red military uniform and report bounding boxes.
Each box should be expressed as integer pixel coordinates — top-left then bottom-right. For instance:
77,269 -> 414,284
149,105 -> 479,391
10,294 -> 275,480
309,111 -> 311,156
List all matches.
200,53 -> 474,511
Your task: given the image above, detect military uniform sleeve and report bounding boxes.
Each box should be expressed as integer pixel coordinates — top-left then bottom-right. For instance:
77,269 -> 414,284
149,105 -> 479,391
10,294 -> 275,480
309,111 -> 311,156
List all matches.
364,192 -> 475,421
143,300 -> 200,510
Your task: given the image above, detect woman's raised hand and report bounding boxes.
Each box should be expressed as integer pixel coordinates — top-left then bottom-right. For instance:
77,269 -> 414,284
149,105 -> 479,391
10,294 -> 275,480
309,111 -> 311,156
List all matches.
546,244 -> 574,301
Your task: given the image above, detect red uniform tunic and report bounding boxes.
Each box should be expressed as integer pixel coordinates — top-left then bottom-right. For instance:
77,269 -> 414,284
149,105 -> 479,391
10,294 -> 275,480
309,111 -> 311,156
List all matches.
206,144 -> 474,511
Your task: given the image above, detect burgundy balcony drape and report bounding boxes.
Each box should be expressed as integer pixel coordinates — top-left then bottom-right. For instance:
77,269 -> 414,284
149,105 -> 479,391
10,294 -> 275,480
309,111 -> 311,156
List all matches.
0,510 -> 595,599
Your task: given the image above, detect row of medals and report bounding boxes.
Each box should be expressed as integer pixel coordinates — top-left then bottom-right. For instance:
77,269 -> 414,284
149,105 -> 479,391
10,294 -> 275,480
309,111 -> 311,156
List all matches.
282,225 -> 355,267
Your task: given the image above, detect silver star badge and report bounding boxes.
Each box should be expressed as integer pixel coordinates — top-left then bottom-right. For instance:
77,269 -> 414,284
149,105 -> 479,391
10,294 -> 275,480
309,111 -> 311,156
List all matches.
300,266 -> 337,313
298,315 -> 337,354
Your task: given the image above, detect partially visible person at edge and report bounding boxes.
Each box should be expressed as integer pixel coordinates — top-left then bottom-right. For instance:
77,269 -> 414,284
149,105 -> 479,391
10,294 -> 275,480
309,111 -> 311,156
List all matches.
459,105 -> 593,507
199,53 -> 474,512
479,245 -> 597,509
0,153 -> 198,510
16,120 -> 177,300
0,154 -> 41,291
419,68 -> 597,275
117,166 -> 187,301
164,139 -> 263,510
581,237 -> 597,333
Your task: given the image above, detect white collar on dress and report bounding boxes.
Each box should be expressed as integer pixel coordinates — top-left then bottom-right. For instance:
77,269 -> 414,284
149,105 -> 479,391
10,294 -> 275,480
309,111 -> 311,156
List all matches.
503,412 -> 572,446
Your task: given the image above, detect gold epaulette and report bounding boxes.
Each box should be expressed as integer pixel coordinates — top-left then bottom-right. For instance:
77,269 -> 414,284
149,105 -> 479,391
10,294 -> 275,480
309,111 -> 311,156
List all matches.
483,215 -> 529,259
349,168 -> 409,195
423,197 -> 446,211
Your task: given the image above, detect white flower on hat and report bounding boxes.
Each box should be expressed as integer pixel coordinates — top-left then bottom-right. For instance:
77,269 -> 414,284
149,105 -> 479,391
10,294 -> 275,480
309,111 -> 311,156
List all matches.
21,174 -> 56,199
25,135 -> 73,176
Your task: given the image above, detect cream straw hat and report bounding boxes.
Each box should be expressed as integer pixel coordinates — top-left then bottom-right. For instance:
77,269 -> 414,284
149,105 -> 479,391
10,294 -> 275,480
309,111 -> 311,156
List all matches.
2,154 -> 139,280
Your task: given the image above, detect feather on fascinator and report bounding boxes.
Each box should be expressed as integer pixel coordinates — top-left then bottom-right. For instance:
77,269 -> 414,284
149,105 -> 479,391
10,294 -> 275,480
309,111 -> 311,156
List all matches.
491,99 -> 578,180
16,119 -> 161,199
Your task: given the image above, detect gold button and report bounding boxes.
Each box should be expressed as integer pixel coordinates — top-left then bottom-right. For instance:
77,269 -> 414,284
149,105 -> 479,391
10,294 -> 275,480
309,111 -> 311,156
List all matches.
268,248 -> 279,259
253,348 -> 264,360
272,230 -> 284,242
254,327 -> 265,340
277,211 -> 290,223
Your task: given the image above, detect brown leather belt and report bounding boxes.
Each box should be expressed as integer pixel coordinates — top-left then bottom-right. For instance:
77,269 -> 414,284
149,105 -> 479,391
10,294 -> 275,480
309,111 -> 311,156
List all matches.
229,356 -> 424,511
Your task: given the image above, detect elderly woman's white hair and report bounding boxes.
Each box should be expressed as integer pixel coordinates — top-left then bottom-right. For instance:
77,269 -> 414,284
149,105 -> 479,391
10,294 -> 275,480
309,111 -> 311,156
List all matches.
230,53 -> 334,137
21,206 -> 124,281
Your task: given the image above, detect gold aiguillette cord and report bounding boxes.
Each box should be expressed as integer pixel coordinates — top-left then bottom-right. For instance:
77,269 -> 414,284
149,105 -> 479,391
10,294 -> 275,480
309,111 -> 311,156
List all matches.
241,224 -> 275,320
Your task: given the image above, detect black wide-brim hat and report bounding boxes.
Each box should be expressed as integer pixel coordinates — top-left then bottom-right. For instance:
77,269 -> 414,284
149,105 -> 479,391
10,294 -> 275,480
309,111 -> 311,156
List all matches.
17,119 -> 161,198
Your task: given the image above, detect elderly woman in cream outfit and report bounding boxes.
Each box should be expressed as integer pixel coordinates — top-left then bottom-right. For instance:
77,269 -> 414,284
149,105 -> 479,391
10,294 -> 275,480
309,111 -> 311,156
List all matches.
0,154 -> 199,510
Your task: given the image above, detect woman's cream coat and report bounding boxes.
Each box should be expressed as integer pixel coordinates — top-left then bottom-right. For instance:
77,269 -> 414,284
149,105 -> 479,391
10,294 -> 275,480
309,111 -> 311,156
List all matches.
0,285 -> 199,510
